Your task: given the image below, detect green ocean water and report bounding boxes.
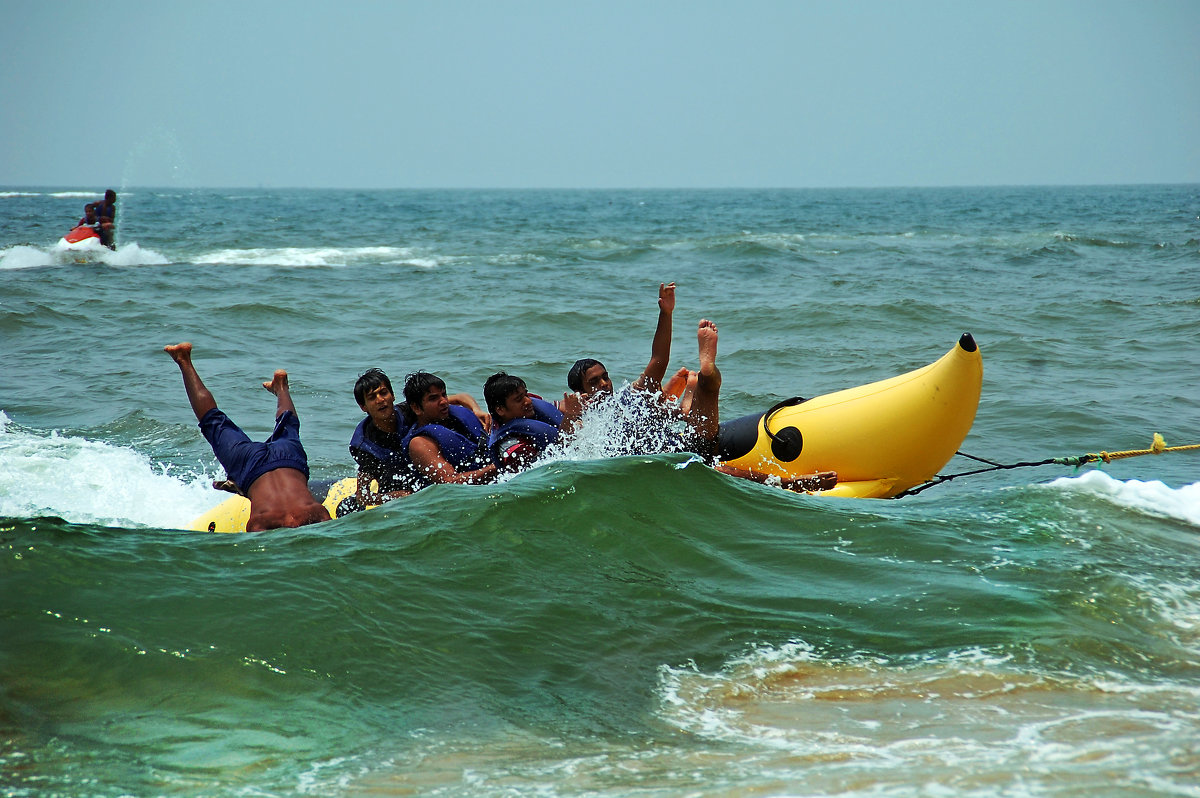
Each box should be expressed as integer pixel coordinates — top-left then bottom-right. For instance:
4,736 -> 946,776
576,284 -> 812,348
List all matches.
2,186 -> 1199,795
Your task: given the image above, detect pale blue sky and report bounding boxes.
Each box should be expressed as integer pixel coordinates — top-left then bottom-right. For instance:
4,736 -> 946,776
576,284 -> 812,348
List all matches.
3,1 -> 1197,188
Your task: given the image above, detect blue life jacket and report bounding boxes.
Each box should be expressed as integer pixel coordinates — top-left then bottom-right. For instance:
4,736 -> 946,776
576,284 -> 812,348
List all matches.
348,406 -> 415,491
487,397 -> 563,465
403,404 -> 489,484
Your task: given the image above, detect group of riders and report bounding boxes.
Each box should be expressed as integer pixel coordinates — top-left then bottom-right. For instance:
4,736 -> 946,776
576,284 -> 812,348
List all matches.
76,189 -> 118,249
167,282 -> 836,532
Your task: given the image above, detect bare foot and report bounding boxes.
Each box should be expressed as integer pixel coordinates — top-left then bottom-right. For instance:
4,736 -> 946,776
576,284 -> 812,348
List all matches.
663,367 -> 692,400
164,342 -> 193,365
697,319 -> 718,376
680,369 -> 699,414
212,479 -> 243,495
263,369 -> 289,395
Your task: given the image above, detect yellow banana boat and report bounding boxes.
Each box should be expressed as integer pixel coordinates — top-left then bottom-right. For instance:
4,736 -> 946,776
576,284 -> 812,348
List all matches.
186,334 -> 982,530
717,333 -> 983,498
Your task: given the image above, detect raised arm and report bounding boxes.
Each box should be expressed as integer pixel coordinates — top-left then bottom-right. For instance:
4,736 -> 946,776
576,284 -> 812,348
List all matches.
449,392 -> 492,433
632,282 -> 675,393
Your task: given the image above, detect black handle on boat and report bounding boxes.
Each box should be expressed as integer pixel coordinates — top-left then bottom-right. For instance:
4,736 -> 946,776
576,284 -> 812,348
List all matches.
762,396 -> 806,462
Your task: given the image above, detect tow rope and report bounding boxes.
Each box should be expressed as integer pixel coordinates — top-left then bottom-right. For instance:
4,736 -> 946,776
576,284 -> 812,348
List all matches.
894,433 -> 1200,498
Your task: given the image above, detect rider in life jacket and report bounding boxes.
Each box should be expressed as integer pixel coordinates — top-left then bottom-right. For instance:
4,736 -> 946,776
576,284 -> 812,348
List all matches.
78,205 -> 99,228
401,371 -> 497,489
483,372 -> 581,473
349,368 -> 419,508
350,368 -> 490,507
565,281 -> 709,456
84,189 -> 117,249
569,284 -> 836,493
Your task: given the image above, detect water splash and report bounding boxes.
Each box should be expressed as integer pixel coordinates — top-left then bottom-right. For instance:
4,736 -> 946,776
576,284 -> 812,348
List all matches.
1046,470 -> 1200,526
0,414 -> 216,527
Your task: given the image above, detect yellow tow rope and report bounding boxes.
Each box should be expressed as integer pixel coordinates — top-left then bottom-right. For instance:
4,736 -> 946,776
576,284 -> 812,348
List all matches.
1085,432 -> 1200,463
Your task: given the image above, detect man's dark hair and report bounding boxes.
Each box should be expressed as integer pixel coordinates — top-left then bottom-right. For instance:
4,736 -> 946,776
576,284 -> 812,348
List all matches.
353,368 -> 392,407
567,358 -> 603,392
484,372 -> 527,414
403,371 -> 446,407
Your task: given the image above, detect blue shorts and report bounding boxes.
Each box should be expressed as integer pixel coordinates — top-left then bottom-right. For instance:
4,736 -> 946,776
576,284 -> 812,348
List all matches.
198,408 -> 310,492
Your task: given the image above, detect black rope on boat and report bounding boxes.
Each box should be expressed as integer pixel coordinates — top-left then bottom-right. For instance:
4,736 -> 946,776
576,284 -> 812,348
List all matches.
892,433 -> 1200,498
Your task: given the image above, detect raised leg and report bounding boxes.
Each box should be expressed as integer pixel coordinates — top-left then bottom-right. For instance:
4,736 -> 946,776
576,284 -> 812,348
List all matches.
164,342 -> 217,421
680,369 -> 698,416
687,320 -> 721,443
263,369 -> 297,419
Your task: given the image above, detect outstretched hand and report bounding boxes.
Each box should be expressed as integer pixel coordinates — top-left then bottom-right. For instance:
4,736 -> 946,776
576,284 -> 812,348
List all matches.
658,282 -> 676,314
558,391 -> 585,434
559,391 -> 584,420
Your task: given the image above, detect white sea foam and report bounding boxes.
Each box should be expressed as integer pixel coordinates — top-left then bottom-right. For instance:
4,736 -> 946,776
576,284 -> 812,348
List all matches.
655,639 -> 1200,794
1046,469 -> 1200,526
396,256 -> 449,269
94,241 -> 169,266
0,240 -> 168,269
488,252 -> 549,266
48,191 -> 102,199
0,245 -> 56,270
0,412 -> 218,529
192,246 -> 427,268
1125,572 -> 1200,651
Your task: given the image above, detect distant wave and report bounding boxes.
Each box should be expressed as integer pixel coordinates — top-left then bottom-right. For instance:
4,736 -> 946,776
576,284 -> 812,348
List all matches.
191,246 -> 439,268
0,190 -> 105,199
1053,232 -> 1140,249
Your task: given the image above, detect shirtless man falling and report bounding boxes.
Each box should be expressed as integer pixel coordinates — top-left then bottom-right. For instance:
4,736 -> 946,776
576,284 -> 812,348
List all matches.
165,342 -> 331,531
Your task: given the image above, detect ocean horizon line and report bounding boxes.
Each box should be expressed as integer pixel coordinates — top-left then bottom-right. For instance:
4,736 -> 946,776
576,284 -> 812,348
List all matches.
4,181 -> 1198,193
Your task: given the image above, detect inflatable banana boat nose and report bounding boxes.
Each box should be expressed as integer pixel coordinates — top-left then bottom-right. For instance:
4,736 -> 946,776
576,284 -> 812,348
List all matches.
718,334 -> 983,498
